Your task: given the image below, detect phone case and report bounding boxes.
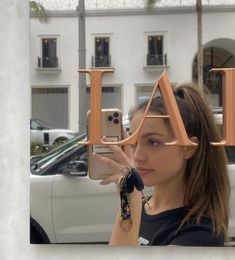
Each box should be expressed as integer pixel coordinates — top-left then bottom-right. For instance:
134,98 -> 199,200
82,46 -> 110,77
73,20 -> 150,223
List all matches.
87,108 -> 122,180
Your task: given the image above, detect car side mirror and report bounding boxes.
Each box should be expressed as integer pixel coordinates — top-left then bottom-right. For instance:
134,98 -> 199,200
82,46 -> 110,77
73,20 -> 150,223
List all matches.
62,160 -> 87,177
30,155 -> 41,166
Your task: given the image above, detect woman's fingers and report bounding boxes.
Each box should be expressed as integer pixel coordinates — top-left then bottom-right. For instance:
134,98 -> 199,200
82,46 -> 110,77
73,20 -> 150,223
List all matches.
100,175 -> 119,185
102,133 -> 133,161
123,144 -> 133,160
101,141 -> 130,166
121,128 -> 134,159
92,153 -> 121,185
93,135 -> 134,185
92,152 -> 123,174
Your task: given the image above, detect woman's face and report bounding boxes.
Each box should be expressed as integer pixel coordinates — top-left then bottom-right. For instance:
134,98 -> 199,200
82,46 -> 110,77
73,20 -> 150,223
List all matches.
130,110 -> 188,188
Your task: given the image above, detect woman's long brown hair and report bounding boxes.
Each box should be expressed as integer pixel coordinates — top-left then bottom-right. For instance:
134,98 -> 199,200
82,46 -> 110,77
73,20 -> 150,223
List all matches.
130,83 -> 230,240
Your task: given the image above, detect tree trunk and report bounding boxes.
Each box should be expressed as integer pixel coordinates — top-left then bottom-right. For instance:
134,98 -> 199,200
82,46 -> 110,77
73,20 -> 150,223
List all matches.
196,0 -> 203,92
78,0 -> 87,131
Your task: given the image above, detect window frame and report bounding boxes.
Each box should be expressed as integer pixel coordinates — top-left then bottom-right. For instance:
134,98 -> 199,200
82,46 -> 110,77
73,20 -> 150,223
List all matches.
143,31 -> 168,68
37,35 -> 61,70
90,33 -> 113,68
85,84 -> 123,113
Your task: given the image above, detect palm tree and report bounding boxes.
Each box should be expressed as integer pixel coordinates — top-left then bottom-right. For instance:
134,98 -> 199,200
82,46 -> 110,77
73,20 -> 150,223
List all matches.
144,0 -> 159,8
144,0 -> 203,90
196,0 -> 203,91
30,1 -> 49,23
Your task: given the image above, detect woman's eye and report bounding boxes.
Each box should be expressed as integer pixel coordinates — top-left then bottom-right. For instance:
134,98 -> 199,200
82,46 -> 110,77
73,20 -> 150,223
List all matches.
148,140 -> 160,146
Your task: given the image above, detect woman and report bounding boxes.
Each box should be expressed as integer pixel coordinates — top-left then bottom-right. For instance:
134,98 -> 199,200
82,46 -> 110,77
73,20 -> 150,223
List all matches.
93,83 -> 230,246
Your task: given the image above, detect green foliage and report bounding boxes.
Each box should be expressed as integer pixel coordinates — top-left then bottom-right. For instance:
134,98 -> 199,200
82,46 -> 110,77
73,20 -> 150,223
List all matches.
144,0 -> 159,9
31,141 -> 45,156
30,1 -> 49,23
30,141 -> 63,156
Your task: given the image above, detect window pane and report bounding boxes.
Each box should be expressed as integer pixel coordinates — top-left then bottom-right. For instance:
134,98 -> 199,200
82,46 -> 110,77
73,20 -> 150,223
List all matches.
85,86 -> 121,113
147,35 -> 163,65
148,36 -> 163,55
95,37 -> 109,56
95,37 -> 110,67
136,86 -> 154,104
32,87 -> 68,128
42,39 -> 56,58
42,38 -> 57,68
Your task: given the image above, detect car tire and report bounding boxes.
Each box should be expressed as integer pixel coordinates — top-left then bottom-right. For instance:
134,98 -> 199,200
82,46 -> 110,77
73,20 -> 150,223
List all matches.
30,218 -> 50,244
53,137 -> 69,146
30,226 -> 44,244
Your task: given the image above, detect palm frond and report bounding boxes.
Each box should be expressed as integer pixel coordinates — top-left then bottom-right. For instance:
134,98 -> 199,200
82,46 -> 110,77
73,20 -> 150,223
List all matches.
144,0 -> 159,9
30,1 -> 49,23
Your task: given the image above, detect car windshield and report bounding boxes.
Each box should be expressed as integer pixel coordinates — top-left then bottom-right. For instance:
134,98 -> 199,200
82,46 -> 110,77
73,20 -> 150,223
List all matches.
31,119 -> 51,130
31,132 -> 87,174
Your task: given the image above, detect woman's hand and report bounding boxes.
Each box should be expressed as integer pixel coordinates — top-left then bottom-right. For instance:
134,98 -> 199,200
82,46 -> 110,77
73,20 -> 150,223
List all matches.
92,130 -> 133,185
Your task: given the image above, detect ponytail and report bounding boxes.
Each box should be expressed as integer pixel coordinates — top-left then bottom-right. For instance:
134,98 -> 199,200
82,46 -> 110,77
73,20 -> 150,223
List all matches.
174,84 -> 230,240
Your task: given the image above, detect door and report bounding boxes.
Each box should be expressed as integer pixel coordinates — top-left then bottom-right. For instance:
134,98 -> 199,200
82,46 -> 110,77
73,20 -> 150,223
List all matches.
50,147 -> 119,243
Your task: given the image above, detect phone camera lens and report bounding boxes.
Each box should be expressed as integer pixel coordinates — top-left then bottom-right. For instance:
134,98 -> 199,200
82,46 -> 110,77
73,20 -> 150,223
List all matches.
108,115 -> 113,121
113,119 -> 119,124
113,112 -> 119,118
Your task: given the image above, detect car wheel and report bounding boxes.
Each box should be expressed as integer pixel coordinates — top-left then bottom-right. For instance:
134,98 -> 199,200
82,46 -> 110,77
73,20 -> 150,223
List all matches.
30,218 -> 50,244
53,137 -> 69,146
30,225 -> 46,244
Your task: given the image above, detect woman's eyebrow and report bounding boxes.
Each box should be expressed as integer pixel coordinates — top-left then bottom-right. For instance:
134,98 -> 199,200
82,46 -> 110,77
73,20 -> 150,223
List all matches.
128,132 -> 164,138
142,132 -> 164,138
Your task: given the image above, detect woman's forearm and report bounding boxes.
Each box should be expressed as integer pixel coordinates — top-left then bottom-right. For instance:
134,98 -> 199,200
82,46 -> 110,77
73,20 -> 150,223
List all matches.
109,189 -> 142,245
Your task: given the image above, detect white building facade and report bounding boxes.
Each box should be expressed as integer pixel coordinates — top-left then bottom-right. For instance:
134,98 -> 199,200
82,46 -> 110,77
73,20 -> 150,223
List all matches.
30,3 -> 235,131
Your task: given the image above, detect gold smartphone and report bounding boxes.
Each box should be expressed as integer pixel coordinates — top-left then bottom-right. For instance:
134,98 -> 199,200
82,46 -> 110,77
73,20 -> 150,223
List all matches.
87,108 -> 122,180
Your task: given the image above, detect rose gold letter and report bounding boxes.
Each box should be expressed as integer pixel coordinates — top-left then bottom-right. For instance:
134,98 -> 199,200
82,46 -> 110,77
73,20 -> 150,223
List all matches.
118,70 -> 197,146
78,69 -> 113,144
210,68 -> 235,146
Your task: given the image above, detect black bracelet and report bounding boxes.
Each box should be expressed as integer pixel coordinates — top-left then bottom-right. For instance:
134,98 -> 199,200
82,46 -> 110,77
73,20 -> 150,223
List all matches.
119,167 -> 149,231
119,168 -> 133,231
119,167 -> 145,194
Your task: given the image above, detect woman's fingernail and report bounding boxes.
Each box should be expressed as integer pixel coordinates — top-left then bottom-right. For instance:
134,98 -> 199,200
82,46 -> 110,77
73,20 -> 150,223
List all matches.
102,179 -> 110,185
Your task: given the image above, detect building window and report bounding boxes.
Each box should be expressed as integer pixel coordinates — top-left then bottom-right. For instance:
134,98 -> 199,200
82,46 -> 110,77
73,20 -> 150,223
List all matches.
136,85 -> 155,105
92,37 -> 111,67
32,87 -> 68,128
38,38 -> 58,68
147,35 -> 166,66
193,46 -> 235,107
85,86 -> 121,113
136,83 -> 176,105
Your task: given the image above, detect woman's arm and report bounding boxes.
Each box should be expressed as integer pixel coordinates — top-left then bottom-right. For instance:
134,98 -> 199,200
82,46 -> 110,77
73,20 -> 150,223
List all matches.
109,189 -> 142,245
92,139 -> 143,245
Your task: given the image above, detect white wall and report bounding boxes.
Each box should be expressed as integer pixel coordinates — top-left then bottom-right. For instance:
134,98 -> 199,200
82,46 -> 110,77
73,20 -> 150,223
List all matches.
30,16 -> 78,130
85,12 -> 198,116
0,0 -> 30,256
30,7 -> 235,130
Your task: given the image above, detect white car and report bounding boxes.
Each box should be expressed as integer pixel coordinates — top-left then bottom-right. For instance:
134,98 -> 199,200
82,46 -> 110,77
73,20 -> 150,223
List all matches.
30,132 -> 120,243
30,118 -> 77,146
30,117 -> 235,244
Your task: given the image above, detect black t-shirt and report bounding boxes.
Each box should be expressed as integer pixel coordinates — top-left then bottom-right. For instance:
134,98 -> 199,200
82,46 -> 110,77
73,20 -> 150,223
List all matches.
138,205 -> 224,246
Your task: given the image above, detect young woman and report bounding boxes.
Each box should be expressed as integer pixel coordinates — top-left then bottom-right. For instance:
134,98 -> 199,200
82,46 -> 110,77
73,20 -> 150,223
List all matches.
93,83 -> 230,246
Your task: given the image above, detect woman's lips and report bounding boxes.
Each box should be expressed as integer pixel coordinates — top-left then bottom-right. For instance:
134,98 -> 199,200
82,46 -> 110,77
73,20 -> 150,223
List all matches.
136,168 -> 153,175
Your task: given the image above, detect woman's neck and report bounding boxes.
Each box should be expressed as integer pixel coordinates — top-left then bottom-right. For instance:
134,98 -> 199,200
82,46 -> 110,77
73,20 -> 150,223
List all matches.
145,181 -> 186,215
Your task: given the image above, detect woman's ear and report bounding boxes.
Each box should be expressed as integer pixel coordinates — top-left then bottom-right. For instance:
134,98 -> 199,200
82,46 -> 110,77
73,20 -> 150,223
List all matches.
184,137 -> 198,159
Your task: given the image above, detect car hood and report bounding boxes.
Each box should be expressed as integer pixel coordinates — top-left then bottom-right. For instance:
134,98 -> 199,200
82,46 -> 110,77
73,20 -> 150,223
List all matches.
44,129 -> 77,134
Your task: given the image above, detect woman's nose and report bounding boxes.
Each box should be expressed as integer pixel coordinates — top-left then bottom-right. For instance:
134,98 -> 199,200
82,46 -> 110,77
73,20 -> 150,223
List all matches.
133,144 -> 146,164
